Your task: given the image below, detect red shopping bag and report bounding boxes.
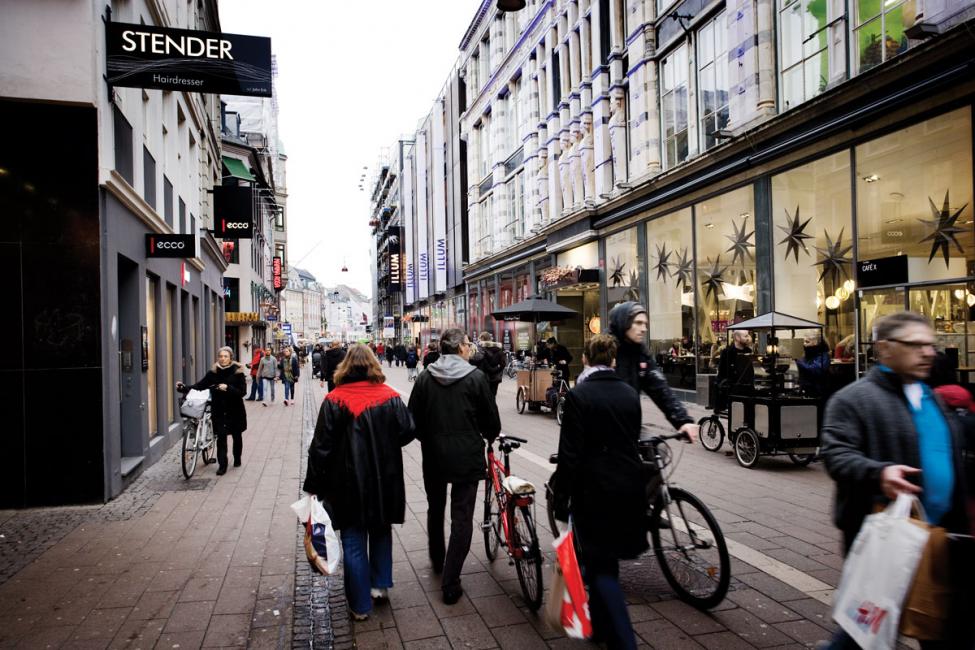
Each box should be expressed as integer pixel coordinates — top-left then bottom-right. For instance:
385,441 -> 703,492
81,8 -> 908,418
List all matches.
552,526 -> 592,639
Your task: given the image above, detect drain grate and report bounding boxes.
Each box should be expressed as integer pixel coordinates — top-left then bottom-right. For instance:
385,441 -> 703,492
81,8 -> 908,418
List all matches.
144,477 -> 213,492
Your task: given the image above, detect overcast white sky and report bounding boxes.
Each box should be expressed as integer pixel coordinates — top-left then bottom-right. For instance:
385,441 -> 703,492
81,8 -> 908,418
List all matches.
220,1 -> 482,298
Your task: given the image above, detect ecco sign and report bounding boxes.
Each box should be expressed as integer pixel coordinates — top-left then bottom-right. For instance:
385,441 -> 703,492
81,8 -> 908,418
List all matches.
106,21 -> 272,97
146,234 -> 196,258
212,186 -> 254,238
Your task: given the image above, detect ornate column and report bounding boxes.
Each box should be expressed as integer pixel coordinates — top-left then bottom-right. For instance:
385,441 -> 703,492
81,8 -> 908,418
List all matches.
589,0 -> 614,197
756,0 -> 777,116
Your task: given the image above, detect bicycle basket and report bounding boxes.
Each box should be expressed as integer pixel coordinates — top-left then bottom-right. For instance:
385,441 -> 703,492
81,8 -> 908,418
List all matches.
180,389 -> 210,419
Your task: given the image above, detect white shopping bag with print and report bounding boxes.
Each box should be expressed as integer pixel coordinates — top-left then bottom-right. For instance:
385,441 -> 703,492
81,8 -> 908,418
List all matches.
832,494 -> 930,650
291,494 -> 342,575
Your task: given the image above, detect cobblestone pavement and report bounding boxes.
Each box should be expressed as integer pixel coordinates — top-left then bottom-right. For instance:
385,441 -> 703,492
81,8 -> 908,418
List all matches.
0,373 -> 307,649
342,364 -> 848,649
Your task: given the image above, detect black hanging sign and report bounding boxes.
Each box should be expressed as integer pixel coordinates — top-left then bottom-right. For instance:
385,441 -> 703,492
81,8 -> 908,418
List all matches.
213,186 -> 254,238
145,233 -> 196,258
856,255 -> 908,289
106,21 -> 272,97
272,256 -> 283,291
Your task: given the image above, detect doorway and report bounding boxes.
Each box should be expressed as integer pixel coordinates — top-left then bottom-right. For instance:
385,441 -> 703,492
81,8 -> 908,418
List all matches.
117,255 -> 143,460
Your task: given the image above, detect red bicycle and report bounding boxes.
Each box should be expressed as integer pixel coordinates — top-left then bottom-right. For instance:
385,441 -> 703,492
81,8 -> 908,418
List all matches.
482,433 -> 544,610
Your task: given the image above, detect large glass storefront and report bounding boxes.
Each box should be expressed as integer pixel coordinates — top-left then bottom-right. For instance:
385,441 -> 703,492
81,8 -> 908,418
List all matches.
600,106 -> 974,398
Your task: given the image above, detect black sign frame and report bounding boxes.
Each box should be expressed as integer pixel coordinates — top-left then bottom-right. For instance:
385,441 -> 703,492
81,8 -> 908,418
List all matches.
272,256 -> 283,291
145,233 -> 196,258
856,255 -> 909,289
213,186 -> 254,239
106,21 -> 272,97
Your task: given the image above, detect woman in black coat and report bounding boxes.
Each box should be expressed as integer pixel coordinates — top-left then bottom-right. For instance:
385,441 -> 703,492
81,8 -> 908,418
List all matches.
304,344 -> 415,620
554,334 -> 645,650
178,346 -> 247,475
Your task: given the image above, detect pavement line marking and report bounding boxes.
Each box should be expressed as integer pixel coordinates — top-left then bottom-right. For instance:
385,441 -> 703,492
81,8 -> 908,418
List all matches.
386,378 -> 834,607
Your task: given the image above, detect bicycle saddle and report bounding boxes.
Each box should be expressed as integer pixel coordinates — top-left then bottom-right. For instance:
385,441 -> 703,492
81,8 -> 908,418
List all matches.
501,476 -> 536,495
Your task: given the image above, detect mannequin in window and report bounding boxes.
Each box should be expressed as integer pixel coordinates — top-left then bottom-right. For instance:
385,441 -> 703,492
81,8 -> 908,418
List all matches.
536,146 -> 550,225
558,132 -> 574,211
580,113 -> 595,201
569,124 -> 585,205
608,95 -> 627,188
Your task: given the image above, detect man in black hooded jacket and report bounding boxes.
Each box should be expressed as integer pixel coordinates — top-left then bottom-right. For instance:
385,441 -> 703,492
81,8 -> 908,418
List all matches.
608,301 -> 698,441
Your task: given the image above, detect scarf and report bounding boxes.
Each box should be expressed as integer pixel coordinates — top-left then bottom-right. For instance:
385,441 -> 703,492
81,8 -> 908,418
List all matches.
577,365 -> 612,383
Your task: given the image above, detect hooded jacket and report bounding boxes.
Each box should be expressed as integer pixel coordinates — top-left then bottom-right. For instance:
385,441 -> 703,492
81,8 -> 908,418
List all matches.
189,362 -> 247,435
821,367 -> 969,552
408,354 -> 502,482
303,377 -> 415,530
323,347 -> 346,382
470,340 -> 506,384
608,302 -> 692,429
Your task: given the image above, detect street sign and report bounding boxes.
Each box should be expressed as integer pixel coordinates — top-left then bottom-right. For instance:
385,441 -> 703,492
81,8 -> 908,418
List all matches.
857,255 -> 908,288
145,233 -> 195,258
106,21 -> 272,97
213,186 -> 254,238
272,256 -> 283,291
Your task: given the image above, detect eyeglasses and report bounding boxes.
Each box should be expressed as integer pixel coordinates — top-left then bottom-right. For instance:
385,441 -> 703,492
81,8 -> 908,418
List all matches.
884,338 -> 936,350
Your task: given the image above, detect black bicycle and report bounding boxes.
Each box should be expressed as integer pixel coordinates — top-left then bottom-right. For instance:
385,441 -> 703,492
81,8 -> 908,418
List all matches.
545,431 -> 730,610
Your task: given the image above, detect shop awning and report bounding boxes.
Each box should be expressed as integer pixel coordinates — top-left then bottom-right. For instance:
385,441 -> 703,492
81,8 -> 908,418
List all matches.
727,311 -> 823,331
222,156 -> 255,182
491,296 -> 578,322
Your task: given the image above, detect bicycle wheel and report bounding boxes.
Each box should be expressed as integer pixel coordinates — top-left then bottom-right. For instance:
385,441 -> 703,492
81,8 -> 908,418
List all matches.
788,450 -> 817,467
181,422 -> 199,479
510,503 -> 544,611
482,479 -> 501,561
544,479 -> 561,538
200,419 -> 215,465
698,416 -> 724,452
651,487 -> 730,610
555,396 -> 565,426
734,427 -> 761,469
516,387 -> 526,414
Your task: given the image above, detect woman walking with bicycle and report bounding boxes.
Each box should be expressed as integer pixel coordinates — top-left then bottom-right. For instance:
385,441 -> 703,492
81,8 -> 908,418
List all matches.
303,345 -> 415,621
178,346 -> 247,476
552,334 -> 645,649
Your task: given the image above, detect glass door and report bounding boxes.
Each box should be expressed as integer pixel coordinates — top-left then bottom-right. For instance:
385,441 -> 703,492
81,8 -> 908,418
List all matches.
909,283 -> 975,374
857,287 -> 906,375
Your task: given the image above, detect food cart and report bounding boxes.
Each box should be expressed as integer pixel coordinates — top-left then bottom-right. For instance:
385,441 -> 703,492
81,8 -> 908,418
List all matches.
723,312 -> 825,469
491,296 -> 578,419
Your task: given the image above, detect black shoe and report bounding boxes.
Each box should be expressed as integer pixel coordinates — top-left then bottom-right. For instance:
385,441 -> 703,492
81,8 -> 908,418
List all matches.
216,467 -> 227,476
233,459 -> 241,467
245,398 -> 255,401
442,586 -> 463,605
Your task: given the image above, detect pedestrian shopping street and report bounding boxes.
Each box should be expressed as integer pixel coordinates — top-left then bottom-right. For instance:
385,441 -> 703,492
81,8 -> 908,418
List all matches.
1,367 -> 846,649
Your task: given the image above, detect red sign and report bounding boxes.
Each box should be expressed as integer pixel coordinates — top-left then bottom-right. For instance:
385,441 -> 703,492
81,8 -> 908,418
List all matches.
272,256 -> 283,291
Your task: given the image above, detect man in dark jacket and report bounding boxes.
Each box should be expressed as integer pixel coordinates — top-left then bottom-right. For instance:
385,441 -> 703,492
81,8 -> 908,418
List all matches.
408,328 -> 502,604
822,311 -> 971,648
546,337 -> 573,381
323,341 -> 347,393
608,302 -> 698,441
470,331 -> 506,396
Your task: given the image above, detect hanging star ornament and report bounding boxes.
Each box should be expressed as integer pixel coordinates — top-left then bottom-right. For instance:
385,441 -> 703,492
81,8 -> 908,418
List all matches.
777,206 -> 814,263
610,256 -> 626,287
701,256 -> 729,302
812,228 -> 853,283
652,243 -> 672,282
672,247 -> 693,291
725,216 -> 755,267
918,190 -> 968,268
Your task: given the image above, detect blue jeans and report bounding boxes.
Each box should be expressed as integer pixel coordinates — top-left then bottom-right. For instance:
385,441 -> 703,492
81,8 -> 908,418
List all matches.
583,556 -> 637,650
283,380 -> 295,401
262,378 -> 276,402
340,526 -> 393,615
247,376 -> 263,400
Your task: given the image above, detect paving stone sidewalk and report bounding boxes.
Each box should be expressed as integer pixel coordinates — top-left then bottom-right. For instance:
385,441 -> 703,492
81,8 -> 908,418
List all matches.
0,375 -> 309,649
344,365 -> 845,650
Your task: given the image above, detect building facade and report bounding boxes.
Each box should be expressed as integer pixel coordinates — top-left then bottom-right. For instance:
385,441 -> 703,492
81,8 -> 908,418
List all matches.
281,267 -> 325,342
325,285 -> 372,343
382,0 -> 975,398
0,0 -> 229,506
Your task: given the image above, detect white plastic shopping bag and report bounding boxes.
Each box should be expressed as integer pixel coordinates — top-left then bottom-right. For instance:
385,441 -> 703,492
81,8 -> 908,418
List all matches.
832,494 -> 930,650
291,494 -> 342,575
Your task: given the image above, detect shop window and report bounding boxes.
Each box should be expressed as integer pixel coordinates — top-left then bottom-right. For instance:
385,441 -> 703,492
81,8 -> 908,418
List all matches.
694,186 -> 756,373
853,0 -> 910,74
505,172 -> 525,241
113,105 -> 134,185
779,0 -> 844,109
647,208 -> 697,389
772,150 -> 855,364
166,285 -> 176,423
146,275 -> 158,437
143,146 -> 156,209
605,226 -> 641,306
661,43 -> 690,169
855,108 -> 974,279
697,12 -> 729,151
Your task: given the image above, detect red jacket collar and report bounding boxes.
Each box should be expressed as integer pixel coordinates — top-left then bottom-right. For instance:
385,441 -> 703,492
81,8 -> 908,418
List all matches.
326,381 -> 400,417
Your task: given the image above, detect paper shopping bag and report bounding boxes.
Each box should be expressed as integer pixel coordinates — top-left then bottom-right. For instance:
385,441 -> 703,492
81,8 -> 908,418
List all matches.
899,525 -> 952,640
291,495 -> 341,575
832,494 -> 930,650
543,559 -> 566,633
551,524 -> 592,639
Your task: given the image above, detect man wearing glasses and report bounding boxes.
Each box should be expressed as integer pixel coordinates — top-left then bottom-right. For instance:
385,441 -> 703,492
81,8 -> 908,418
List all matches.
821,311 -> 971,647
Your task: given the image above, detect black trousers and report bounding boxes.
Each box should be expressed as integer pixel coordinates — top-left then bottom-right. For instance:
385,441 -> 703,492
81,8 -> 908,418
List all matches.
424,477 -> 478,592
326,379 -> 336,393
216,430 -> 242,469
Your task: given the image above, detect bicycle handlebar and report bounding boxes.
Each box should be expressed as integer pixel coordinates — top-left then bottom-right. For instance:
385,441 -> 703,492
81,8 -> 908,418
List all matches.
640,431 -> 690,443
